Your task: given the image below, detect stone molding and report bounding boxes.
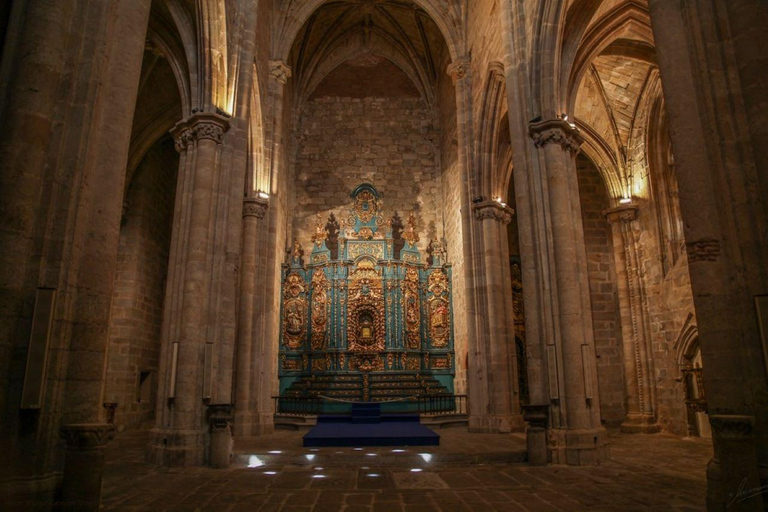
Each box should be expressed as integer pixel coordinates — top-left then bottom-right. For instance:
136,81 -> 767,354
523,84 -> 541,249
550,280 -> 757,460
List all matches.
269,60 -> 292,84
243,196 -> 268,219
529,119 -> 584,155
172,112 -> 230,152
60,423 -> 115,450
447,57 -> 470,84
604,204 -> 639,224
472,200 -> 514,224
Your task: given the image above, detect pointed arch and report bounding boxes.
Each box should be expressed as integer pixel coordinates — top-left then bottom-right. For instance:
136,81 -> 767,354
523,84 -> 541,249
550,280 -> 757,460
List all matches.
273,0 -> 463,64
477,62 -> 510,200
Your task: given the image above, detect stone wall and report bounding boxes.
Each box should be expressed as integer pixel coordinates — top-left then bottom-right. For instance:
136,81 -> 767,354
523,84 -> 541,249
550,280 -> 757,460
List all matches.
105,136 -> 178,431
636,204 -> 696,435
577,155 -> 626,426
292,95 -> 440,254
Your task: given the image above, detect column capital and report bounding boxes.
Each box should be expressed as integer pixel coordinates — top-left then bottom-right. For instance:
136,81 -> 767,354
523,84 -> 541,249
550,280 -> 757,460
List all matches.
472,200 -> 515,224
243,196 -> 268,219
60,423 -> 115,450
171,112 -> 230,151
269,60 -> 292,84
446,56 -> 471,85
528,119 -> 584,154
604,204 -> 639,224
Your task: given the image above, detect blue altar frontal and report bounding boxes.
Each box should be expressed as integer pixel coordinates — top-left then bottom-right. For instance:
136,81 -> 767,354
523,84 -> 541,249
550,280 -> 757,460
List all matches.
278,184 -> 456,409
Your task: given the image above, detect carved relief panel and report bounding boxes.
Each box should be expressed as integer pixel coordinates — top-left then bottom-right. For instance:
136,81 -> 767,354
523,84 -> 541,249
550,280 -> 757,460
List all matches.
310,270 -> 330,350
427,269 -> 451,348
282,272 -> 308,350
403,267 -> 422,349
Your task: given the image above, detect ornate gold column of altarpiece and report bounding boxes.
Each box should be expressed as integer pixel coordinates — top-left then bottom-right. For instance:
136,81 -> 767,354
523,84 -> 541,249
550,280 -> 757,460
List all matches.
277,184 -> 455,403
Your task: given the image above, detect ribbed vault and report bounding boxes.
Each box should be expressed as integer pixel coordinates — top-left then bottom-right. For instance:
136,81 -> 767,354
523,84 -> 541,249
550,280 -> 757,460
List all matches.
289,0 -> 448,104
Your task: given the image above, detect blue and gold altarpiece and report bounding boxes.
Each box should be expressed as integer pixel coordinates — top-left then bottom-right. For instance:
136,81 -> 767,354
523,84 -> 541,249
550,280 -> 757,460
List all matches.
278,184 -> 455,402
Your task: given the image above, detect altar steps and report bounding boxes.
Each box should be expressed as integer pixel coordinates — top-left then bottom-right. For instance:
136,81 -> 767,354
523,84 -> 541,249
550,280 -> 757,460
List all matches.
274,413 -> 469,431
282,373 -> 452,403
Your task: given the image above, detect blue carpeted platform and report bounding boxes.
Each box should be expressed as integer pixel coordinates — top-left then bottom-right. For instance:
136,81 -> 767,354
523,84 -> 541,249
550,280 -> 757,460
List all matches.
303,403 -> 440,447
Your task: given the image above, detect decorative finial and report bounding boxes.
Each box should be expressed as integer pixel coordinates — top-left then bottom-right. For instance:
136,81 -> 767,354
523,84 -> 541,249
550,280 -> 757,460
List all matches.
403,212 -> 420,247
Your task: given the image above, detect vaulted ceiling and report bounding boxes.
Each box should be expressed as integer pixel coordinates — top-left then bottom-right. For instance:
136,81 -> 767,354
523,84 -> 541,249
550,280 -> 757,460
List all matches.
289,0 -> 448,103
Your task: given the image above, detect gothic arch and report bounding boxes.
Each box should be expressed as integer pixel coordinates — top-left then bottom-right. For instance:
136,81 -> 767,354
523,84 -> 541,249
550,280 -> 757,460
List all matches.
478,62 -> 510,200
566,1 -> 653,114
247,63 -> 267,195
674,314 -> 699,367
575,120 -> 624,199
273,0 -> 463,64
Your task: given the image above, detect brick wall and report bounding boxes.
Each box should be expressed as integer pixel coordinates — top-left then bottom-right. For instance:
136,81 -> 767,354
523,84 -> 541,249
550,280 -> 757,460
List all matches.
577,155 -> 626,426
106,136 -> 178,431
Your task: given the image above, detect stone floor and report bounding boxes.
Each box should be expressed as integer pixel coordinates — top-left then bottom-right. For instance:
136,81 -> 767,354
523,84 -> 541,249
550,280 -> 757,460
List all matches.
102,429 -> 712,511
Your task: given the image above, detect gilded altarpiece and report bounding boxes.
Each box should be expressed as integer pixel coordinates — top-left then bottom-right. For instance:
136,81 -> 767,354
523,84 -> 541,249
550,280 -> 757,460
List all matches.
278,184 -> 455,400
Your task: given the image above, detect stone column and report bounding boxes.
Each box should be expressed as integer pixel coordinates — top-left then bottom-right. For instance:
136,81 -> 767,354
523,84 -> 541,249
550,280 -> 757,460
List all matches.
648,1 -> 768,506
250,61 -> 292,436
234,196 -> 268,437
447,57 -> 486,430
605,205 -> 659,433
58,424 -> 114,512
149,112 -> 230,466
469,200 -> 525,433
528,119 -> 608,465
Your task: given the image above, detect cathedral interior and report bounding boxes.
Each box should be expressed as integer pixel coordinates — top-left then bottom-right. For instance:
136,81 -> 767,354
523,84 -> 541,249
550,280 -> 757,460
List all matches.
0,0 -> 767,510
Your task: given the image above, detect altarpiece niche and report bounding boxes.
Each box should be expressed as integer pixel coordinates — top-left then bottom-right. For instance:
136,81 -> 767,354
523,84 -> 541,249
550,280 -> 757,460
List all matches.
278,184 -> 455,403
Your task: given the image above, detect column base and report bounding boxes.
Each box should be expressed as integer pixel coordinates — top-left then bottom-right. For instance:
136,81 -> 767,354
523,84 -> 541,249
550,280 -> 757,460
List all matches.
620,414 -> 661,434
0,473 -> 60,512
548,427 -> 610,465
58,424 -> 115,512
468,413 -> 525,433
146,428 -> 206,467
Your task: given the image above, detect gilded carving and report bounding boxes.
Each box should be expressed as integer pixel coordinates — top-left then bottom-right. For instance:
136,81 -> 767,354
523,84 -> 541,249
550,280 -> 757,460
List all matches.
402,252 -> 420,263
428,269 -> 449,297
433,356 -> 451,369
347,267 -> 386,354
403,212 -> 420,246
311,270 -> 329,350
353,189 -> 379,223
428,270 -> 450,348
348,242 -> 384,260
403,268 -> 421,350
406,356 -> 421,371
311,213 -> 327,247
283,357 -> 302,371
282,273 -> 307,349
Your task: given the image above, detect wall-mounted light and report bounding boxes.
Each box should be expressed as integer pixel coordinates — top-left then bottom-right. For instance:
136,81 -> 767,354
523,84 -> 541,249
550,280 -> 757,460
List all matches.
257,191 -> 269,200
619,197 -> 632,205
